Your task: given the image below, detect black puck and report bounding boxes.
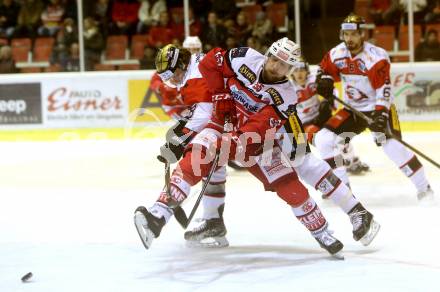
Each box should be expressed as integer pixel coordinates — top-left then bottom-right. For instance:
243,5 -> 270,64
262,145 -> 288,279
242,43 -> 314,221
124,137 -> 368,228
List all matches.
21,272 -> 33,282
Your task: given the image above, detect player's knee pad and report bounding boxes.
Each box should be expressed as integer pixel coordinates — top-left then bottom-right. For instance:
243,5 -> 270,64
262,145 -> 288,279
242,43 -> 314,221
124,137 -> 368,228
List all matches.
315,170 -> 343,199
295,153 -> 331,186
205,181 -> 226,197
399,155 -> 423,177
382,138 -> 414,166
272,176 -> 310,206
314,128 -> 338,159
177,149 -> 214,185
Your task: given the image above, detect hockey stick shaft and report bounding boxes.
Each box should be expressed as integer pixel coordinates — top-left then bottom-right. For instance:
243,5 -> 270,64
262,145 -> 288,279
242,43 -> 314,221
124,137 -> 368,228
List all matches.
332,95 -> 440,169
159,157 -> 189,228
181,117 -> 232,228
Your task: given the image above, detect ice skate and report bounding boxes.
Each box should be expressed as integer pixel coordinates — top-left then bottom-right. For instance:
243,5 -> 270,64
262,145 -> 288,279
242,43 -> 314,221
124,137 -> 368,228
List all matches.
312,226 -> 344,260
417,185 -> 435,204
134,206 -> 166,250
348,203 -> 380,246
346,157 -> 370,175
184,217 -> 229,248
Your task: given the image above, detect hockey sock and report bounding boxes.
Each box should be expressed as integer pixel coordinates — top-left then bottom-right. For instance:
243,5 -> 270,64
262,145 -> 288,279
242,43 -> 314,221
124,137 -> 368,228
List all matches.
291,197 -> 328,234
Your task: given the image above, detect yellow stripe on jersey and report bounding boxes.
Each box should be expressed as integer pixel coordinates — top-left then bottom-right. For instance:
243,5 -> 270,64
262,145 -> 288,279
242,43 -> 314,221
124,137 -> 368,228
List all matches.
390,104 -> 401,132
288,114 -> 307,145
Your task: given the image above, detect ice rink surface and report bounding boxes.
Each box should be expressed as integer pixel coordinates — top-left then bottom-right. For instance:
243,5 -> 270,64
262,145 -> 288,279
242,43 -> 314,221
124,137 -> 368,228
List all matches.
1,132 -> 439,292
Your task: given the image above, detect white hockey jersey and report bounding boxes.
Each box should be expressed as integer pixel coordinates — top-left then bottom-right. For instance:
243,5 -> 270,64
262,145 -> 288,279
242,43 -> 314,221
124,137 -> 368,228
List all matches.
224,47 -> 299,125
291,73 -> 321,124
319,41 -> 393,112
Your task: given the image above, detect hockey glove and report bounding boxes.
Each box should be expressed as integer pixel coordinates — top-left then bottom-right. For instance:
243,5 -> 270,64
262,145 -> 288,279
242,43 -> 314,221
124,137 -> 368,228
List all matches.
314,99 -> 333,125
369,108 -> 389,134
316,74 -> 334,100
212,93 -> 237,124
158,121 -> 193,164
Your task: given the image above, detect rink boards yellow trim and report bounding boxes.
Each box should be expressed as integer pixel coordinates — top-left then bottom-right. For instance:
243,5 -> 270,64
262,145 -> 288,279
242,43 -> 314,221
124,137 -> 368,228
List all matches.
0,121 -> 439,141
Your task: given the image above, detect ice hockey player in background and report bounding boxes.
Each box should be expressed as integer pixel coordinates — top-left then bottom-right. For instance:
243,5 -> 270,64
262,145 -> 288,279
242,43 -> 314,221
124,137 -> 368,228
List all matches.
134,38 -> 380,257
289,57 -> 370,175
314,13 -> 434,202
149,36 -> 203,120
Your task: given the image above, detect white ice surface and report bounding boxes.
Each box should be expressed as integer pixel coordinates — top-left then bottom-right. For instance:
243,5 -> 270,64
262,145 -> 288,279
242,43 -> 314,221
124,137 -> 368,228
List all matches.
1,132 -> 440,292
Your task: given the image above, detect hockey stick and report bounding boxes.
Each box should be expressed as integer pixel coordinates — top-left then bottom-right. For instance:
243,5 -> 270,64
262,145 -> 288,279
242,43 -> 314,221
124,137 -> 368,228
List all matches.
157,118 -> 231,229
157,155 -> 189,228
332,95 -> 440,169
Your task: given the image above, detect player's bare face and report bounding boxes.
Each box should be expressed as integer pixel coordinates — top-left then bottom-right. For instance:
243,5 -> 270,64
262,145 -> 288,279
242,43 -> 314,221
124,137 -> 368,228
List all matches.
263,56 -> 291,83
292,69 -> 308,86
343,30 -> 363,55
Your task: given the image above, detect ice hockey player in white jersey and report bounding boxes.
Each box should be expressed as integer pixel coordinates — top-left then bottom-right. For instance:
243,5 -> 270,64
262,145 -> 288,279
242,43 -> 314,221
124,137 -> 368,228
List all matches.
314,13 -> 434,202
289,57 -> 370,175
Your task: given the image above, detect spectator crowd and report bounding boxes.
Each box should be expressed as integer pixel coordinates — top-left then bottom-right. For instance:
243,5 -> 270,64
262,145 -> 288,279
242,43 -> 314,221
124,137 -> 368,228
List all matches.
1,0 -> 440,73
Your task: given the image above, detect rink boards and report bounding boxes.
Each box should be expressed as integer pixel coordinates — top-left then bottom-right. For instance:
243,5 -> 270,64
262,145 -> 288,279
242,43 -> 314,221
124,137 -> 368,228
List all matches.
1,62 -> 440,141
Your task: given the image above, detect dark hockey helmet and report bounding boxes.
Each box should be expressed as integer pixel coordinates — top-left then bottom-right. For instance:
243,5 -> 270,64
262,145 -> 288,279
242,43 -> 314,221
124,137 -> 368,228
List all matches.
155,44 -> 191,81
339,13 -> 367,40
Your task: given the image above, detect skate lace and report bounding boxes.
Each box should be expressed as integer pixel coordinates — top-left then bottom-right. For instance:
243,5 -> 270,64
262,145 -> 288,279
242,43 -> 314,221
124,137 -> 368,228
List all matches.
349,210 -> 367,230
192,220 -> 208,232
315,229 -> 337,246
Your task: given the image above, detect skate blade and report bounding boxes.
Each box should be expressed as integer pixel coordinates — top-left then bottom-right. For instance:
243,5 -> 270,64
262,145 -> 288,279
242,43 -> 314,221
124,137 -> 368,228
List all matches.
185,236 -> 229,248
134,211 -> 155,250
330,251 -> 345,260
360,219 -> 381,246
418,192 -> 437,206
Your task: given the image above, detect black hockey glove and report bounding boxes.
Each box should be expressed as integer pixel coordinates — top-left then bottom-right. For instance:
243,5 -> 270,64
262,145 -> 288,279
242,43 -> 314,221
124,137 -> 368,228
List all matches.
158,120 -> 192,164
316,74 -> 334,100
314,99 -> 333,125
369,109 -> 389,134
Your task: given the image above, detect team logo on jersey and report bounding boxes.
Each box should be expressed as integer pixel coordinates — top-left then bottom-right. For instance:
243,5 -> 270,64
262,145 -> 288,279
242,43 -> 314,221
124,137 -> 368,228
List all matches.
302,201 -> 314,213
238,64 -> 257,84
230,47 -> 249,59
356,59 -> 367,73
269,117 -> 282,128
266,88 -> 284,105
214,52 -> 223,67
346,85 -> 369,101
335,58 -> 347,69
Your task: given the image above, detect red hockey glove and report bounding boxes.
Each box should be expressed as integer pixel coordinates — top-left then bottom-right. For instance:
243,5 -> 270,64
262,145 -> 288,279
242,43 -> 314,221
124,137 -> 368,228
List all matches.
212,93 -> 237,124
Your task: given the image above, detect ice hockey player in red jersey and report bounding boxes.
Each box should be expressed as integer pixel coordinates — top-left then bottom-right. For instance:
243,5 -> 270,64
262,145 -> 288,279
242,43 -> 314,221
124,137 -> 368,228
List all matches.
134,38 -> 380,256
314,13 -> 434,202
289,57 -> 370,175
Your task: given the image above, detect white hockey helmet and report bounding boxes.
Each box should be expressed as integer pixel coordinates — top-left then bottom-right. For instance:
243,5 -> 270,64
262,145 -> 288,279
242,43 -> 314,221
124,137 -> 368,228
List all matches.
183,36 -> 202,50
293,56 -> 309,72
267,37 -> 301,66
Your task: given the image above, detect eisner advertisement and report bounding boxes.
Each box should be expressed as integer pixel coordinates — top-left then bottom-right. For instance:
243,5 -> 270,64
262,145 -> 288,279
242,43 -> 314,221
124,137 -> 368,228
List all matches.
42,77 -> 128,128
0,83 -> 42,125
391,63 -> 440,121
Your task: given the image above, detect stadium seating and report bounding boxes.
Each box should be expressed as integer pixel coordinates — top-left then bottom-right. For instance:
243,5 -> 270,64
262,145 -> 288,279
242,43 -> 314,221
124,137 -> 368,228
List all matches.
241,4 -> 262,25
105,35 -> 128,60
20,67 -> 41,73
11,38 -> 32,62
33,37 -> 55,62
94,63 -> 116,71
118,63 -> 140,70
399,25 -> 422,50
44,64 -> 62,72
266,3 -> 288,32
372,25 -> 395,51
131,34 -> 149,59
